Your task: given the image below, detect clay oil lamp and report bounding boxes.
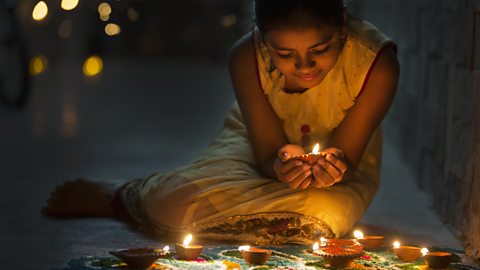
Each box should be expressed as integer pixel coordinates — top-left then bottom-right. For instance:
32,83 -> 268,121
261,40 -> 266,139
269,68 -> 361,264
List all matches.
353,230 -> 385,250
313,241 -> 364,268
238,245 -> 272,265
175,234 -> 203,261
421,248 -> 453,269
289,143 -> 324,164
109,246 -> 169,268
319,237 -> 363,252
393,241 -> 422,262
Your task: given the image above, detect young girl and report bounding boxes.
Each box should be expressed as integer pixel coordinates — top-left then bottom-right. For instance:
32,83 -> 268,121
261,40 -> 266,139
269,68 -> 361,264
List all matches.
43,0 -> 399,244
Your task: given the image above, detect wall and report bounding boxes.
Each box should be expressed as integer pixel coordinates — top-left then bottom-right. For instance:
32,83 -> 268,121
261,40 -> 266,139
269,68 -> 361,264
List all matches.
350,0 -> 480,260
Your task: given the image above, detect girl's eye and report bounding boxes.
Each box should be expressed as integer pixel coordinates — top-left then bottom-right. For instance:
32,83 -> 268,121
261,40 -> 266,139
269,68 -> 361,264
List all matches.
276,51 -> 294,58
311,46 -> 329,55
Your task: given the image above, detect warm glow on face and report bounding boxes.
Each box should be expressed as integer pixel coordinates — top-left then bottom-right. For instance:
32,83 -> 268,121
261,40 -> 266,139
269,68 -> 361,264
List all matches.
32,1 -> 48,21
312,144 -> 320,154
105,23 -> 121,36
183,234 -> 193,246
421,248 -> 429,256
238,245 -> 250,251
29,55 -> 47,75
353,230 -> 364,239
393,241 -> 400,249
61,0 -> 79,11
163,246 -> 170,253
312,242 -> 319,251
83,56 -> 103,77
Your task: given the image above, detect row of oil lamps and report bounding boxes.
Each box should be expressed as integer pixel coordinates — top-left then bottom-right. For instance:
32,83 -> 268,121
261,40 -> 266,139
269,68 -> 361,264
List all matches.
109,230 -> 453,268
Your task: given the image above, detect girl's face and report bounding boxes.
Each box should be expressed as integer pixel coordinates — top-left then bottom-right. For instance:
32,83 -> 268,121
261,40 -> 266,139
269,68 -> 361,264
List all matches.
263,25 -> 344,91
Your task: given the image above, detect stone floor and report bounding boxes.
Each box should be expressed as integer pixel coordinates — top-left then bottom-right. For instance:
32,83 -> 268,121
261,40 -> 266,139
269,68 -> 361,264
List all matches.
0,56 -> 469,269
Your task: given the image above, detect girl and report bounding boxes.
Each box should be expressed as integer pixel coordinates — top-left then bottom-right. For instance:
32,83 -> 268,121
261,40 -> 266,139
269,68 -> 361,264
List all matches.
43,0 -> 399,244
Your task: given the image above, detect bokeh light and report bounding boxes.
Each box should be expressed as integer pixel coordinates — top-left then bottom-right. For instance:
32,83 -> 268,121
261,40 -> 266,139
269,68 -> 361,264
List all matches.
105,23 -> 121,36
83,56 -> 103,77
61,0 -> 79,11
32,1 -> 48,21
220,14 -> 236,28
98,3 -> 112,16
29,55 -> 48,75
127,7 -> 139,21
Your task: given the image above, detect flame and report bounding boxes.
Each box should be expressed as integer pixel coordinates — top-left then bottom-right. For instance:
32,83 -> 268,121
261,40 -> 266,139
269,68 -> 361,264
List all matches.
312,144 -> 320,155
238,245 -> 250,251
421,248 -> 429,256
393,241 -> 400,249
353,230 -> 364,239
312,242 -> 319,251
183,234 -> 193,246
320,237 -> 327,246
163,246 -> 170,253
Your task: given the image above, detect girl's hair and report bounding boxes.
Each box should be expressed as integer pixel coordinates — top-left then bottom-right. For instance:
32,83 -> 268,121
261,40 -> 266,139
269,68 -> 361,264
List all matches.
254,0 -> 346,33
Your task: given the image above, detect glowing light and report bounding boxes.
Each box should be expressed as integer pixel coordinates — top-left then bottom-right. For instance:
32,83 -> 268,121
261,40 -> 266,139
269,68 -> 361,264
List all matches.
29,55 -> 47,75
163,246 -> 170,253
393,241 -> 400,249
105,23 -> 121,36
32,1 -> 48,21
61,0 -> 79,11
99,14 -> 110,21
83,55 -> 103,77
58,19 -> 73,38
312,242 -> 319,251
183,234 -> 193,246
421,248 -> 429,256
353,230 -> 364,239
127,7 -> 139,21
320,237 -> 327,246
220,14 -> 236,28
98,2 -> 112,16
238,245 -> 250,251
312,144 -> 320,154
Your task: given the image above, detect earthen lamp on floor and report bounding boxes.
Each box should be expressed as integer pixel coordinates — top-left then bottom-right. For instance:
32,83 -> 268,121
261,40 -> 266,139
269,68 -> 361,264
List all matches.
175,234 -> 203,261
353,230 -> 385,250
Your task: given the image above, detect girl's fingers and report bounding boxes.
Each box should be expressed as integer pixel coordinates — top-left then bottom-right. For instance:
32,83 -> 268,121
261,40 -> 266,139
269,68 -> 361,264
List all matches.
325,154 -> 348,173
279,159 -> 304,175
299,177 -> 312,189
288,169 -> 312,188
312,164 -> 335,188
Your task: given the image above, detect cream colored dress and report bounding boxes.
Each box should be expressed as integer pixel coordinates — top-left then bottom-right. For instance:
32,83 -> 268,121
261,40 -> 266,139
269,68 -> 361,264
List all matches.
121,18 -> 394,245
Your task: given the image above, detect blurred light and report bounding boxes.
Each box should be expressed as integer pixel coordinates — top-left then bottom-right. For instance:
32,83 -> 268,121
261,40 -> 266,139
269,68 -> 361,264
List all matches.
83,56 -> 103,77
29,55 -> 47,75
105,23 -> 121,36
61,0 -> 79,11
60,100 -> 78,137
58,19 -> 73,38
99,14 -> 110,21
220,14 -> 236,28
127,7 -> 139,21
98,2 -> 111,16
32,1 -> 48,21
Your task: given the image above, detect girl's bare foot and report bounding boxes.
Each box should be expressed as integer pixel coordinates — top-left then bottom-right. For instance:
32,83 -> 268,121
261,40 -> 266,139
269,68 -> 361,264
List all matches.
41,178 -> 117,218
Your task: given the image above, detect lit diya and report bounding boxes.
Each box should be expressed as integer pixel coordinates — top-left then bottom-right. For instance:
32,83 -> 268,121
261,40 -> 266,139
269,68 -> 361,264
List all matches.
319,237 -> 363,252
353,230 -> 385,250
421,248 -> 453,269
175,234 -> 204,261
288,143 -> 325,164
393,241 -> 422,262
312,241 -> 364,268
109,246 -> 169,268
238,245 -> 272,265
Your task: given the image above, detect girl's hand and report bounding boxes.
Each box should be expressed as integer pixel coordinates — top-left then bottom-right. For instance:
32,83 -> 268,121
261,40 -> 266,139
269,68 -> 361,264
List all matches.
273,144 -> 312,189
312,147 -> 349,188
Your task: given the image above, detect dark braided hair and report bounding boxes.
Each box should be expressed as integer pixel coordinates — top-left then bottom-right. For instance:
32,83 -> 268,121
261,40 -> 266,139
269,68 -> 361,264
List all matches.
254,0 -> 346,33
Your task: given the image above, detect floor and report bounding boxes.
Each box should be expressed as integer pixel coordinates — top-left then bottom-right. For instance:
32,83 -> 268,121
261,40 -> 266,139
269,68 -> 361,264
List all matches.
0,56 -> 468,269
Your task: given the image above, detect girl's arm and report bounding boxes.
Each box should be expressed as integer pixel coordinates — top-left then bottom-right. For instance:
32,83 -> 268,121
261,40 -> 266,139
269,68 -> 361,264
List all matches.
229,32 -> 311,188
313,46 -> 400,186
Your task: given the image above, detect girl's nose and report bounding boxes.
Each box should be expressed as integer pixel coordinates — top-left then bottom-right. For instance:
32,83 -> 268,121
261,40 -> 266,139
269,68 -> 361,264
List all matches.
295,55 -> 315,71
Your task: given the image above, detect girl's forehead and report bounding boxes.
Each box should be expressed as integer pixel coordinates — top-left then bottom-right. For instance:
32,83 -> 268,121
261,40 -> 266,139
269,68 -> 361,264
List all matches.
264,26 -> 338,48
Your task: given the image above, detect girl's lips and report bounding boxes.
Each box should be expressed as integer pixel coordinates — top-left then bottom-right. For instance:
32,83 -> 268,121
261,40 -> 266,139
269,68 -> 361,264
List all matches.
297,72 -> 319,81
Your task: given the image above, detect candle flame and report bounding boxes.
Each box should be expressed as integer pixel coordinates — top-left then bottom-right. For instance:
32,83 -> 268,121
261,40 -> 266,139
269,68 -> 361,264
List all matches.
183,234 -> 193,246
320,237 -> 327,246
353,230 -> 364,239
393,241 -> 400,249
163,246 -> 170,253
238,245 -> 250,251
312,242 -> 319,251
312,144 -> 320,155
421,248 -> 429,256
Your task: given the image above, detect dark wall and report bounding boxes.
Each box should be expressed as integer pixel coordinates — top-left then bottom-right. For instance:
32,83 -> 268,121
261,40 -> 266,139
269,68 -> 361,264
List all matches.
350,0 -> 480,260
